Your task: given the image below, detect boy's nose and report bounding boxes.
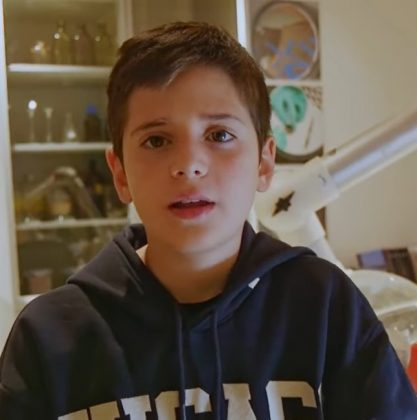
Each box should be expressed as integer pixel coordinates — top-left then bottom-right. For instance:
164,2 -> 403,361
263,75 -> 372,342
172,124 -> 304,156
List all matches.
170,147 -> 208,179
171,163 -> 207,178
172,168 -> 203,178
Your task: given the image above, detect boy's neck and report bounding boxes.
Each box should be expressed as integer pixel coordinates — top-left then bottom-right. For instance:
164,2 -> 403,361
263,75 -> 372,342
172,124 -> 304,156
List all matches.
136,239 -> 241,304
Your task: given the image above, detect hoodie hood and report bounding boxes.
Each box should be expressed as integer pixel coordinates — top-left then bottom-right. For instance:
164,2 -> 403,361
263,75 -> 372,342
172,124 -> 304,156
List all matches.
68,222 -> 315,419
68,222 -> 314,331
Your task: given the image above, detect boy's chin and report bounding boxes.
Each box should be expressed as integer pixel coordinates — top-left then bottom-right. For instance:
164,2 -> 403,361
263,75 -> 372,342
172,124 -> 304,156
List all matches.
167,231 -> 221,255
171,226 -> 243,258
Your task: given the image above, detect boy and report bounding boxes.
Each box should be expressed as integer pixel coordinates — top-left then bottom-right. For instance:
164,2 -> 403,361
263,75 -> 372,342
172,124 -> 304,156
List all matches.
1,21 -> 416,420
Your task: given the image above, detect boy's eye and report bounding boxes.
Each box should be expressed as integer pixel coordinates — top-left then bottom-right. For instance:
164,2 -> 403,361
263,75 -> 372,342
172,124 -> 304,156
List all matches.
142,136 -> 168,149
209,130 -> 234,143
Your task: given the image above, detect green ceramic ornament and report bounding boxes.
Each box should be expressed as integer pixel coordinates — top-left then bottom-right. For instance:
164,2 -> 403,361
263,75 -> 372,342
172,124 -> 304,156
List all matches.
270,86 -> 307,132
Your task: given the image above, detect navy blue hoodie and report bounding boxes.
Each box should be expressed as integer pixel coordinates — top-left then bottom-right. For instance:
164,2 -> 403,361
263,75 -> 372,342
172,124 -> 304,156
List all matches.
1,223 -> 416,419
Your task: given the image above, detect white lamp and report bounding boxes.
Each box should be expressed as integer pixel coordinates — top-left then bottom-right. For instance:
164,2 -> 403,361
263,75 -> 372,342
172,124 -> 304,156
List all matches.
254,105 -> 417,371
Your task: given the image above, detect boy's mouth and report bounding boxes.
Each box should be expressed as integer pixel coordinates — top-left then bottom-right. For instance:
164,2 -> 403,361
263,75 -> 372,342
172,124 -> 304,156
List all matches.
169,199 -> 213,208
168,197 -> 215,219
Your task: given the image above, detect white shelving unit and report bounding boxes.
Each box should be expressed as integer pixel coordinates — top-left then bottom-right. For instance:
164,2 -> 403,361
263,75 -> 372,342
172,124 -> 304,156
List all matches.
0,0 -> 134,349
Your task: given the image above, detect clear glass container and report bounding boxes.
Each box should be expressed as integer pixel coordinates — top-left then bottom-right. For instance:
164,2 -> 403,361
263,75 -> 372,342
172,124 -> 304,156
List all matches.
93,23 -> 115,66
72,24 -> 94,66
44,107 -> 53,142
62,112 -> 78,142
27,99 -> 37,142
52,20 -> 72,65
83,104 -> 102,141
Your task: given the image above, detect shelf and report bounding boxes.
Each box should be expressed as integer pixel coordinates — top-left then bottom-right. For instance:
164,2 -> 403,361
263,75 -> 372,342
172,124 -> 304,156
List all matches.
265,78 -> 321,88
16,217 -> 128,231
4,0 -> 116,21
7,63 -> 111,86
12,142 -> 111,153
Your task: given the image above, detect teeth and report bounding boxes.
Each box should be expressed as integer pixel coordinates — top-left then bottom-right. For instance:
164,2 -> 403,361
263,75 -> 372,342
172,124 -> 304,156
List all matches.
171,199 -> 212,208
181,199 -> 203,204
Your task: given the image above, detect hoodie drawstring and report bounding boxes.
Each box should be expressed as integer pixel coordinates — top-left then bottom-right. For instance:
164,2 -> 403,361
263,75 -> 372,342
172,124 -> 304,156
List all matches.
175,305 -> 224,420
175,306 -> 187,420
212,310 -> 223,420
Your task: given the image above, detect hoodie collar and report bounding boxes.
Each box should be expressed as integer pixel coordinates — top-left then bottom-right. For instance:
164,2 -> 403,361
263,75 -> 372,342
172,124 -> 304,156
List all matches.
68,222 -> 314,330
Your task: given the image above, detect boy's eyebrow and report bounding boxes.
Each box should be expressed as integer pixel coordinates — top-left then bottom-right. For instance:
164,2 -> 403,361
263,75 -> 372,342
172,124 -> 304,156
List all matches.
130,119 -> 168,136
130,113 -> 244,136
201,113 -> 245,125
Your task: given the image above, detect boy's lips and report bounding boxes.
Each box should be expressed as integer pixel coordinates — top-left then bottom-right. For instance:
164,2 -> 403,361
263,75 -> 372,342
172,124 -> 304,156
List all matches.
168,194 -> 216,219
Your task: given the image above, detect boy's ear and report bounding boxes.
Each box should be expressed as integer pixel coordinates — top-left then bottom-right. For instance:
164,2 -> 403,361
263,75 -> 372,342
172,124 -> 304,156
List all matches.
105,148 -> 132,204
257,136 -> 276,192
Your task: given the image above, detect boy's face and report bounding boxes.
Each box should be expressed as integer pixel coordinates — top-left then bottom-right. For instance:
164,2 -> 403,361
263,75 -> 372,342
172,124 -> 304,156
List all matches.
107,65 -> 275,255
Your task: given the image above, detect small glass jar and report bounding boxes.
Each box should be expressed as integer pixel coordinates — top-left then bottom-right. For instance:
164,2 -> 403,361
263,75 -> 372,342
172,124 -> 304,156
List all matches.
30,40 -> 50,64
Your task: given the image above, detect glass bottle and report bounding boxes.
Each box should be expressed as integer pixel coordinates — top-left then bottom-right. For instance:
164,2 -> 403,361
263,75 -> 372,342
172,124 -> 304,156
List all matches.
27,99 -> 37,142
44,107 -> 54,142
47,187 -> 73,221
52,20 -> 72,65
72,24 -> 94,65
62,112 -> 78,142
83,105 -> 102,142
84,159 -> 106,216
93,23 -> 114,66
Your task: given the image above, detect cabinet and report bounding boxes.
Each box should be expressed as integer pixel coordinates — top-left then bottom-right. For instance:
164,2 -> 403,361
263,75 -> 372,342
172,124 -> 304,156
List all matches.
236,0 -> 324,165
0,0 -> 134,330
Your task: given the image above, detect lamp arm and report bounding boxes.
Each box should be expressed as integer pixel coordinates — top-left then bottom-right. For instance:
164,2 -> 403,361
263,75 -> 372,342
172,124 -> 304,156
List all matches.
325,106 -> 417,192
255,105 -> 417,264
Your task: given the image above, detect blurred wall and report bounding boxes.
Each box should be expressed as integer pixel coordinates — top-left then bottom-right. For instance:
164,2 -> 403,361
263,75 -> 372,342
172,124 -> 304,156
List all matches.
321,0 -> 417,267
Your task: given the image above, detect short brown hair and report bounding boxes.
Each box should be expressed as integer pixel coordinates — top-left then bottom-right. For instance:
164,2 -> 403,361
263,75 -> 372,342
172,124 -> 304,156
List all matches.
107,21 -> 271,162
